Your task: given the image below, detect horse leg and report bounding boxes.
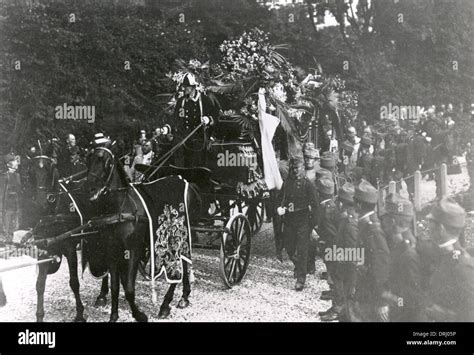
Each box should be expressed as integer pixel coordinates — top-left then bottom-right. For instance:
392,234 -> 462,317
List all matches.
94,275 -> 109,307
65,246 -> 86,322
35,263 -> 48,322
158,283 -> 177,319
121,249 -> 147,322
109,261 -> 120,323
0,276 -> 6,307
177,262 -> 191,309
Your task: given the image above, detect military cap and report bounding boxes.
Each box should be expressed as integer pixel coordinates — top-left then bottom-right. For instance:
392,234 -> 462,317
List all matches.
338,182 -> 355,203
426,196 -> 466,228
315,166 -> 333,180
361,136 -> 372,147
289,154 -> 305,168
320,155 -> 336,169
341,141 -> 354,153
93,133 -> 111,147
181,72 -> 198,87
303,145 -> 319,160
4,153 -> 16,163
317,178 -> 334,195
354,179 -> 378,204
384,193 -> 414,217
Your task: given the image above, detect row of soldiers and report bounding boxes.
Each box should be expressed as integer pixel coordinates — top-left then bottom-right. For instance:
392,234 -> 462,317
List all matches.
277,151 -> 474,322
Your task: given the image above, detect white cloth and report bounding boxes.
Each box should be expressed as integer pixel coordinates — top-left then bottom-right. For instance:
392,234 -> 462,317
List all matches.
258,92 -> 283,190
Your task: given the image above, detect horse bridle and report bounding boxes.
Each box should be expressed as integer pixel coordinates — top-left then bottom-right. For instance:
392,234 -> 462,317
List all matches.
30,155 -> 58,203
89,147 -> 116,197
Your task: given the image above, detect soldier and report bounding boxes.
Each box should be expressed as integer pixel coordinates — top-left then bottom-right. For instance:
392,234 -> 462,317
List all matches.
320,152 -> 338,193
357,136 -> 374,180
340,141 -> 354,178
348,127 -> 361,168
174,73 -> 217,168
1,154 -> 21,245
380,193 -> 426,322
423,197 -> 474,322
58,134 -> 83,177
320,182 -> 359,322
277,155 -> 319,291
351,180 -> 391,322
315,177 -> 338,301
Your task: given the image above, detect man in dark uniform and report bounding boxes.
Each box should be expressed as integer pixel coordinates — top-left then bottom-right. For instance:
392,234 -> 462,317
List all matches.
315,177 -> 338,301
277,155 -> 319,291
320,182 -> 359,322
174,73 -> 218,168
423,197 -> 474,322
1,153 -> 21,245
357,136 -> 374,182
351,180 -> 391,322
381,193 -> 426,322
320,152 -> 338,193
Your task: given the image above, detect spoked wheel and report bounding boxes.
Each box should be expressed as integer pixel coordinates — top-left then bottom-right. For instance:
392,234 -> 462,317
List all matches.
138,246 -> 152,281
246,200 -> 264,234
219,213 -> 252,288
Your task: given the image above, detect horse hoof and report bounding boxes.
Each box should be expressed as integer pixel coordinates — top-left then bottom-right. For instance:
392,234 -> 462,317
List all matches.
158,306 -> 171,319
74,315 -> 87,323
109,314 -> 119,323
177,298 -> 190,309
133,311 -> 148,323
94,297 -> 107,307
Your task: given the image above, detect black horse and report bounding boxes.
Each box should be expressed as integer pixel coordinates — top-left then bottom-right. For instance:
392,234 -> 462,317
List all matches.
86,145 -> 197,321
26,155 -> 108,321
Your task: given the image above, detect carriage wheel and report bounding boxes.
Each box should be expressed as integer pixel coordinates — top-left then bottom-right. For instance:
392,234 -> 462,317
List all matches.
219,213 -> 252,288
138,246 -> 152,281
246,201 -> 264,235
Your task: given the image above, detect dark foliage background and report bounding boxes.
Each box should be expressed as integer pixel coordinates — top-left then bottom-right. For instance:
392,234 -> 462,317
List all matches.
0,0 -> 472,152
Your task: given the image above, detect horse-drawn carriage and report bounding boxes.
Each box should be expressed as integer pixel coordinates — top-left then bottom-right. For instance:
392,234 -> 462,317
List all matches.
0,118 -> 268,321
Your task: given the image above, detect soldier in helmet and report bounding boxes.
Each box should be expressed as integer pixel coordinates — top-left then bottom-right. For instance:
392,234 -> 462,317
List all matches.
315,177 -> 338,302
380,193 -> 426,322
423,197 -> 474,322
1,153 -> 21,245
320,182 -> 359,322
277,155 -> 319,291
351,180 -> 391,322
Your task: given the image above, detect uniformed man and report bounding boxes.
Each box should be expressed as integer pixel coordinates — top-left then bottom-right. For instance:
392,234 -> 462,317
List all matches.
357,136 -> 374,180
1,153 -> 21,245
277,155 -> 319,291
320,152 -> 338,193
319,182 -> 359,322
423,197 -> 474,322
58,133 -> 84,177
174,73 -> 217,168
315,177 -> 338,301
340,140 -> 354,178
351,180 -> 391,322
381,193 -> 426,322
